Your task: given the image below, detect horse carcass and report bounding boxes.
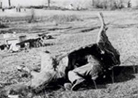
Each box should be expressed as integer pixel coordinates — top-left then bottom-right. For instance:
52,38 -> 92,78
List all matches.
30,12 -> 120,92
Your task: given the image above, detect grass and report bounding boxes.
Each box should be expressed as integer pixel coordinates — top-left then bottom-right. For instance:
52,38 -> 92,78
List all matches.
0,22 -> 8,28
45,14 -> 82,24
0,9 -> 138,98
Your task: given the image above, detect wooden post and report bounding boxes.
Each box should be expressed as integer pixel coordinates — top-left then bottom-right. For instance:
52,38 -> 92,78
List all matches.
92,0 -> 94,7
0,1 -> 2,8
8,0 -> 11,7
48,0 -> 50,8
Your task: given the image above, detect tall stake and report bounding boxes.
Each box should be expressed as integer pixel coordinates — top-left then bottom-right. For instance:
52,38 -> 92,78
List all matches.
8,0 -> 11,7
48,0 -> 50,8
0,1 -> 2,8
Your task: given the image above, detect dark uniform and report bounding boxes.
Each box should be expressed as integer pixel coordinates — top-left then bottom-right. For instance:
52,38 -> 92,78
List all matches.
68,55 -> 103,90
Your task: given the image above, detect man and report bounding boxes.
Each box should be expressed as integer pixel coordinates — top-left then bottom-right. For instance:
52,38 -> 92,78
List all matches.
67,55 -> 103,90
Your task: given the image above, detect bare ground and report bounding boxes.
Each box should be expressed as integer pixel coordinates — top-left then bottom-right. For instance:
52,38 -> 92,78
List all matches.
0,9 -> 138,98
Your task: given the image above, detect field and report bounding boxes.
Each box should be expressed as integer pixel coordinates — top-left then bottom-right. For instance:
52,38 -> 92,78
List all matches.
1,8 -> 138,98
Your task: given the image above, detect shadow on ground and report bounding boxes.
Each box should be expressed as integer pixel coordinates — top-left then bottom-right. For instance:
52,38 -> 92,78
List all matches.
78,66 -> 137,90
0,65 -> 137,98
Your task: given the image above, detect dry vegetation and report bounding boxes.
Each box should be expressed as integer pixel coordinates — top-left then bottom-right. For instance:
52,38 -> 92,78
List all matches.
92,0 -> 130,9
0,19 -> 8,28
0,9 -> 138,98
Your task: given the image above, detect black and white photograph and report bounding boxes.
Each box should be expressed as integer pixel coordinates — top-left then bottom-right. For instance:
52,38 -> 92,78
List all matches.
0,0 -> 138,98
